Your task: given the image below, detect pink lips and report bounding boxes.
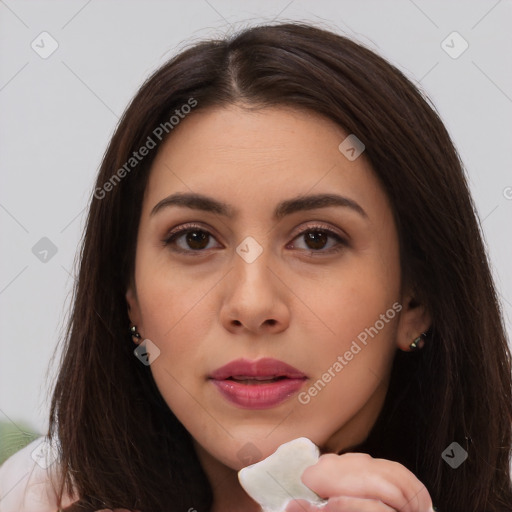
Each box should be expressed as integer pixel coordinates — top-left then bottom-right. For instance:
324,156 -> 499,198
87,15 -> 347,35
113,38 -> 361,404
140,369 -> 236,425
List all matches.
209,358 -> 307,409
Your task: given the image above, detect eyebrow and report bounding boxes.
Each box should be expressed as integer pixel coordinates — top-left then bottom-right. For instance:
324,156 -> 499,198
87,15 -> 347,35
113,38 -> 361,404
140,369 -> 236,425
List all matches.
150,192 -> 368,220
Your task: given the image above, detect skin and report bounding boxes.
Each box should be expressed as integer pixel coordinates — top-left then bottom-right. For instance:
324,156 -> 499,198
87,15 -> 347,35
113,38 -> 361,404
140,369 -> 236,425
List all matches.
126,105 -> 433,512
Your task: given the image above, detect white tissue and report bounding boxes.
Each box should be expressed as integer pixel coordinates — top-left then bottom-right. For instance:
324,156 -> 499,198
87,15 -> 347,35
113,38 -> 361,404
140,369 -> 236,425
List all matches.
238,437 -> 327,512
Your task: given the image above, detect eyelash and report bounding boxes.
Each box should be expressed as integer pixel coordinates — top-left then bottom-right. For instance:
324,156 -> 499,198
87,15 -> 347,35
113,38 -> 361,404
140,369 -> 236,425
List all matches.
162,222 -> 348,256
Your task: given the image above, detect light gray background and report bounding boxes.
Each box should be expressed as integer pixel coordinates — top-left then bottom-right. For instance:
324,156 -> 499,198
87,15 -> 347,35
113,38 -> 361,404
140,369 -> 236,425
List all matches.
1,0 -> 511,435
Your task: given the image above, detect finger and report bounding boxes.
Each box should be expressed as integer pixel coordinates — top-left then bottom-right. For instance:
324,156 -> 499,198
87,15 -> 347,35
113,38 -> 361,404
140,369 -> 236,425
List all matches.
324,496 -> 397,512
285,499 -> 324,512
301,453 -> 433,512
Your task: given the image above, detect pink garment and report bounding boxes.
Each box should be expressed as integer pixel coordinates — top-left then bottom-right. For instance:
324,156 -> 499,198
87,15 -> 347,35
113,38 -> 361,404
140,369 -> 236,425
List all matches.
0,437 -> 78,511
0,437 -> 140,512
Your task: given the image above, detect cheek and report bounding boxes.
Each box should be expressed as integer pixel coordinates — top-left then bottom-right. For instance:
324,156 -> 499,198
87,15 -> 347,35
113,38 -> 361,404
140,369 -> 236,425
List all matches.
135,266 -> 214,421
294,286 -> 399,430
135,242 -> 213,333
293,244 -> 400,399
298,251 -> 400,347
134,257 -> 218,382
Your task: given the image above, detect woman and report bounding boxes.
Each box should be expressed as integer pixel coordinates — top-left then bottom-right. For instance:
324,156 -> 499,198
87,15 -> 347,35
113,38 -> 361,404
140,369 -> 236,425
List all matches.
1,21 -> 511,512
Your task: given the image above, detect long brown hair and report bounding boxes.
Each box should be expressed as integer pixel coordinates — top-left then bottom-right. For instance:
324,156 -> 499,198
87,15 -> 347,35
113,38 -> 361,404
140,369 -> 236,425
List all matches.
48,22 -> 512,511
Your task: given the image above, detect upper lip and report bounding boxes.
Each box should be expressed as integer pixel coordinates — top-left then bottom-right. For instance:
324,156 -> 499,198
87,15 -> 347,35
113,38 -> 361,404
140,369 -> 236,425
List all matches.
209,358 -> 307,380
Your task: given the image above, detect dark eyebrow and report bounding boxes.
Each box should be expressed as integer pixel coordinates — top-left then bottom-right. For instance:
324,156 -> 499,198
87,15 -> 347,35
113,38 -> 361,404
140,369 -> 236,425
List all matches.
275,193 -> 368,220
150,192 -> 368,220
151,193 -> 235,217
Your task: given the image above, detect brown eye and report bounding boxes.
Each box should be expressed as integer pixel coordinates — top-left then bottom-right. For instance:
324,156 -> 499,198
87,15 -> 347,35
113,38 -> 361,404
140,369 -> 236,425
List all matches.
289,227 -> 347,254
163,225 -> 221,253
304,231 -> 329,250
183,230 -> 209,250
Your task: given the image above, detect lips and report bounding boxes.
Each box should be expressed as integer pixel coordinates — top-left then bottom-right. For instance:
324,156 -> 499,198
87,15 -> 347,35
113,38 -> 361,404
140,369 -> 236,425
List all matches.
209,358 -> 307,409
227,376 -> 286,384
210,358 -> 306,380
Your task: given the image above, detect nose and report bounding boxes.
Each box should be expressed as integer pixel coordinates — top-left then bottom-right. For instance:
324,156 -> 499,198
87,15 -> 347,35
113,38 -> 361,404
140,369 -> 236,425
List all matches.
219,248 -> 290,335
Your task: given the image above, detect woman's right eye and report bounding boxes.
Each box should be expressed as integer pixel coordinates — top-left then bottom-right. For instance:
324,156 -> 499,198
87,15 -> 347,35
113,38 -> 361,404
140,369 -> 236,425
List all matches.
163,224 -> 222,254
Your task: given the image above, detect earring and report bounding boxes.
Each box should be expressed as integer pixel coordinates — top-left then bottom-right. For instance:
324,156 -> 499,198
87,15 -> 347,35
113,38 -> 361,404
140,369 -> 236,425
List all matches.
130,325 -> 141,344
409,332 -> 426,351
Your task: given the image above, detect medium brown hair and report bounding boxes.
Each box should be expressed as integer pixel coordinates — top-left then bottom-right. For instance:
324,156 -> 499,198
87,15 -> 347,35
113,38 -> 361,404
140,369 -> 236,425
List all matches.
49,22 -> 512,511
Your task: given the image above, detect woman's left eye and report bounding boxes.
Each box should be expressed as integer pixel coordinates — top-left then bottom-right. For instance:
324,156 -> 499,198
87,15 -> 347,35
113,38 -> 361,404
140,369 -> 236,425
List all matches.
288,227 -> 347,253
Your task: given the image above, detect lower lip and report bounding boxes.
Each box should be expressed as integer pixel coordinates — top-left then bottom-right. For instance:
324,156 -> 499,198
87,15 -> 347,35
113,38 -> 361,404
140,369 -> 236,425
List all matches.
211,378 -> 306,409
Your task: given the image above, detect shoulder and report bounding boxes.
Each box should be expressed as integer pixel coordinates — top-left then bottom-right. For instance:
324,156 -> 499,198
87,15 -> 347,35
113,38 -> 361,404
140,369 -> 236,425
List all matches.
0,436 -> 78,512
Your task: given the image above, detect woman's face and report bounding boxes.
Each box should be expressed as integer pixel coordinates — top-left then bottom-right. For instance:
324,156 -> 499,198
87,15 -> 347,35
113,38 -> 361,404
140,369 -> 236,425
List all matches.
127,105 -> 429,470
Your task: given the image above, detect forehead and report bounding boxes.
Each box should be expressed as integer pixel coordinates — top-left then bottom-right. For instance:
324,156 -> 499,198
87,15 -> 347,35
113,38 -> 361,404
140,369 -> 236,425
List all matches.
143,105 -> 390,221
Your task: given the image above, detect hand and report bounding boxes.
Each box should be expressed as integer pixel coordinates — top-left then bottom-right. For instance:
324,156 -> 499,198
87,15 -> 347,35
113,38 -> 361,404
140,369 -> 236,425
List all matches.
285,452 -> 435,512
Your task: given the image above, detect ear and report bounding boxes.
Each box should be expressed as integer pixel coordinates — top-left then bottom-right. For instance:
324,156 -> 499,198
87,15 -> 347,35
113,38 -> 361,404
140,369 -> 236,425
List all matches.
396,289 -> 431,351
126,285 -> 143,339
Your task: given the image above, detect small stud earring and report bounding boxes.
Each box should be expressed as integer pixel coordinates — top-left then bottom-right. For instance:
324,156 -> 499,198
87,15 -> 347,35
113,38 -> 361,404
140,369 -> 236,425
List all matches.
409,332 -> 426,351
130,325 -> 141,344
